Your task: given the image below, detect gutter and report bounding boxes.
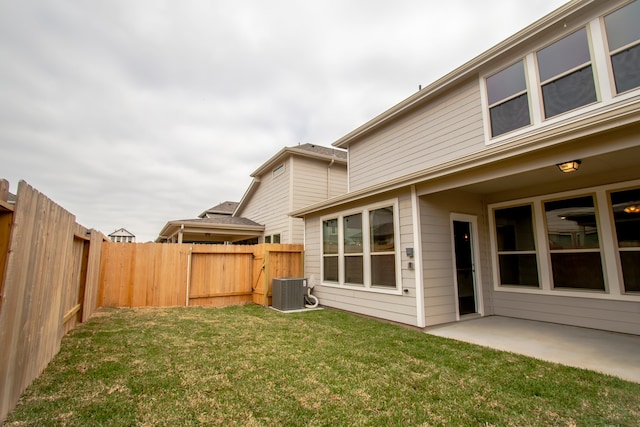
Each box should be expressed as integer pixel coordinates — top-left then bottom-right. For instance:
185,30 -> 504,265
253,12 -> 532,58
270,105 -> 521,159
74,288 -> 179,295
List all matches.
292,99 -> 640,217
332,0 -> 590,148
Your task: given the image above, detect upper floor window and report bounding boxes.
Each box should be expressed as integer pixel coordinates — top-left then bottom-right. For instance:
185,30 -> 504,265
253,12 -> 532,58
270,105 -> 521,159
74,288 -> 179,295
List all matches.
604,0 -> 640,94
536,28 -> 597,118
486,60 -> 531,137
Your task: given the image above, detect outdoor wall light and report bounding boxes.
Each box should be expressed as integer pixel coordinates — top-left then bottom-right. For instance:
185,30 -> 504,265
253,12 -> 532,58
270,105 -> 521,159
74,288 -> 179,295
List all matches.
556,160 -> 582,173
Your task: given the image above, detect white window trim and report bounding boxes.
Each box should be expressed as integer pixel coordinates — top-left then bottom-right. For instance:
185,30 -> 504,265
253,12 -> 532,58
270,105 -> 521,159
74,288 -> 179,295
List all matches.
488,179 -> 640,302
450,213 -> 484,320
320,199 -> 402,295
481,14 -> 640,146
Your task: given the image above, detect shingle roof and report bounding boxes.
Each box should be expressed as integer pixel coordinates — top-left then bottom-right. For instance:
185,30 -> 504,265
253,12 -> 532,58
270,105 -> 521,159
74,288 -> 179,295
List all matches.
199,201 -> 239,217
175,215 -> 262,227
293,143 -> 347,160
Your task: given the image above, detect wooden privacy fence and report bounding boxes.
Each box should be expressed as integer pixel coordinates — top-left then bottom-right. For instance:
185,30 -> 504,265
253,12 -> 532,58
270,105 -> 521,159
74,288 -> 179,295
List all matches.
0,180 -> 103,423
98,243 -> 304,308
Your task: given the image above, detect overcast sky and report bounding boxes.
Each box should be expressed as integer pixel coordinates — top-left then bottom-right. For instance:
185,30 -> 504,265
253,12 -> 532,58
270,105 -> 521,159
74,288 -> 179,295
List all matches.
1,0 -> 567,242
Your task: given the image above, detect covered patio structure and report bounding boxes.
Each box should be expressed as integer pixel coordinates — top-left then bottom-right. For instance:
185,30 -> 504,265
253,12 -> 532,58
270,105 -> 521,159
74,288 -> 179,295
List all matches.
155,216 -> 264,244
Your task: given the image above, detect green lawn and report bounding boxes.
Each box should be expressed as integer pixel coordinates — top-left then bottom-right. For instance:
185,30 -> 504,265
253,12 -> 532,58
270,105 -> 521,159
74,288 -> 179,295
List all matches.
6,305 -> 640,426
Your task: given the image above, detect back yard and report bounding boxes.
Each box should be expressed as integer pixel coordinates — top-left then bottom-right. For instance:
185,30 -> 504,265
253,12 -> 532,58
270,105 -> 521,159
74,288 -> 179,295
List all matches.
5,305 -> 640,426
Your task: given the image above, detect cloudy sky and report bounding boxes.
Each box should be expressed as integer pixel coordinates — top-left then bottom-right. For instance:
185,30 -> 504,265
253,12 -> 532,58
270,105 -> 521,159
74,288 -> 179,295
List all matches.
1,0 -> 567,242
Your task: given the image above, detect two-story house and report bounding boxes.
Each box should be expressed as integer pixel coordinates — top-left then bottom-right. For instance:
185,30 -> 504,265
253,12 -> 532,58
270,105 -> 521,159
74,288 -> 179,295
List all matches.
155,143 -> 347,245
235,143 -> 347,244
292,0 -> 640,335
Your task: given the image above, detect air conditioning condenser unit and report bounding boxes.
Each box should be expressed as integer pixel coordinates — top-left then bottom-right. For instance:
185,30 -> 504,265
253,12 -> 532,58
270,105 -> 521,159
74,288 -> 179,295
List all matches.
272,278 -> 307,311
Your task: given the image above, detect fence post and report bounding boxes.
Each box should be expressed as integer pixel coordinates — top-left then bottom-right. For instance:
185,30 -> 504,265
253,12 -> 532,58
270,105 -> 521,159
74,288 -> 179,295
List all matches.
263,248 -> 270,307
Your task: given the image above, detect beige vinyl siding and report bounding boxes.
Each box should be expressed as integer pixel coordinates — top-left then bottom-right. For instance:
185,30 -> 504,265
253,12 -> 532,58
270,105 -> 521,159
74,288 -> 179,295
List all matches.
303,191 -> 421,326
239,160 -> 292,243
492,292 -> 640,335
291,157 -> 347,210
420,189 -> 493,326
349,79 -> 485,192
290,157 -> 348,244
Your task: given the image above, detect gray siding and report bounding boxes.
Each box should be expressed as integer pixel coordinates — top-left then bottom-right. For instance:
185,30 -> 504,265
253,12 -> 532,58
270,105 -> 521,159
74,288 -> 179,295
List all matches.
492,292 -> 640,335
304,191 -> 421,326
420,190 -> 492,326
349,80 -> 484,192
291,157 -> 347,210
239,159 -> 292,242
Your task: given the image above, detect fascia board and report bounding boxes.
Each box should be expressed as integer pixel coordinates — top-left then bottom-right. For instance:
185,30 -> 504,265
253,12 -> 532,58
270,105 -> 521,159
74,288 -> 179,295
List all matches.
332,0 -> 589,148
295,99 -> 640,217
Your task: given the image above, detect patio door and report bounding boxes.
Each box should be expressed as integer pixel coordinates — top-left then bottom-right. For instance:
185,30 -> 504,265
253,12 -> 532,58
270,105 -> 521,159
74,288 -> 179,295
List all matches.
451,215 -> 482,317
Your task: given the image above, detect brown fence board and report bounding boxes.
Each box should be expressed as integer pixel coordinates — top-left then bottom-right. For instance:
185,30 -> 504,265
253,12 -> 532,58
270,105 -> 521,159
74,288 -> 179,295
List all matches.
98,243 -> 304,309
0,181 -> 103,423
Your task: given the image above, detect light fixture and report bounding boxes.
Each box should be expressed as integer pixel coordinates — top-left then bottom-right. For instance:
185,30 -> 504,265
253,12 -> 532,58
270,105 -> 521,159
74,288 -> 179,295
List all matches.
556,160 -> 582,173
624,205 -> 640,214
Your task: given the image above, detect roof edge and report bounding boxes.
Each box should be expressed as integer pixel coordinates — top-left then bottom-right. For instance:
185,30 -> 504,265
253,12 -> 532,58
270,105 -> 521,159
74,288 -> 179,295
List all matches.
333,0 -> 589,148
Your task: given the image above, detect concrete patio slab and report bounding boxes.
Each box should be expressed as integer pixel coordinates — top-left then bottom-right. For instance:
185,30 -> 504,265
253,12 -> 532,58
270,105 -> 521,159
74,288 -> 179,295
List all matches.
425,316 -> 640,383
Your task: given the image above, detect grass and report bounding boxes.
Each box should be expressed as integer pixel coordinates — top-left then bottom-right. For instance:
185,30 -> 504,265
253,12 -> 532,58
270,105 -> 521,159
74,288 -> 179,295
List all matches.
5,305 -> 640,426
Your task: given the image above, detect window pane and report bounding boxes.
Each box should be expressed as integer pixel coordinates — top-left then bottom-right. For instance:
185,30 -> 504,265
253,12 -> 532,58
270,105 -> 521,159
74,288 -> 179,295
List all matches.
344,214 -> 362,254
550,253 -> 605,290
604,0 -> 640,51
272,234 -> 281,244
494,205 -> 536,251
486,60 -> 526,105
545,196 -> 599,250
490,93 -> 531,137
541,66 -> 597,118
537,28 -> 591,82
610,187 -> 640,293
498,254 -> 539,287
620,251 -> 640,292
611,44 -> 640,93
610,188 -> 640,248
323,256 -> 338,282
265,236 -> 271,244
371,254 -> 396,287
370,207 -> 394,252
344,256 -> 364,284
323,219 -> 338,254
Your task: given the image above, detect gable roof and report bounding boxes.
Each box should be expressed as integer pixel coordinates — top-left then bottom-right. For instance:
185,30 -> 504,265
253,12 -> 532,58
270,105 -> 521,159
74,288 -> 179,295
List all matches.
198,201 -> 239,218
109,228 -> 135,237
249,143 -> 347,178
332,0 -> 586,149
235,143 -> 347,216
155,214 -> 264,243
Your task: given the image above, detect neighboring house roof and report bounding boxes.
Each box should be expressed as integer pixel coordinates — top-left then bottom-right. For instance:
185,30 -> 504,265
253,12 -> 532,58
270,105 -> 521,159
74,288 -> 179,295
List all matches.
235,143 -> 347,216
7,192 -> 16,204
198,201 -> 239,218
248,143 -> 347,178
109,228 -> 135,237
155,215 -> 264,243
332,0 -> 583,149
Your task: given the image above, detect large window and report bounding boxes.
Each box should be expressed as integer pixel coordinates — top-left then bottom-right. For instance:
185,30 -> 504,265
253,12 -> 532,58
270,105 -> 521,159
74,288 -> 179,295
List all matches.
536,28 -> 597,118
604,0 -> 640,94
322,219 -> 339,282
494,205 -> 539,287
486,61 -> 531,137
344,213 -> 363,285
321,203 -> 399,292
610,187 -> 640,293
370,207 -> 396,288
544,195 -> 605,290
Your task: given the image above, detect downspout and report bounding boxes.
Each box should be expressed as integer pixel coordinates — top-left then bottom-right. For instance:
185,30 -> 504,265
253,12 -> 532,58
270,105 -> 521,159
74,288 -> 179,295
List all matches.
326,157 -> 335,198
